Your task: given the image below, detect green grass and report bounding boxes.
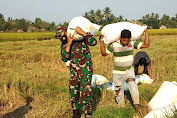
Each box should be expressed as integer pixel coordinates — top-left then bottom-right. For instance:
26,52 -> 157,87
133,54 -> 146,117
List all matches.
0,33 -> 177,118
93,106 -> 135,118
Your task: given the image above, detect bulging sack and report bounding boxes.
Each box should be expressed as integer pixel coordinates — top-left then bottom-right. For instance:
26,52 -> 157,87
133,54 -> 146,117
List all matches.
148,81 -> 177,110
91,74 -> 109,87
101,22 -> 147,44
67,16 -> 101,40
97,81 -> 130,91
144,103 -> 177,118
135,74 -> 154,84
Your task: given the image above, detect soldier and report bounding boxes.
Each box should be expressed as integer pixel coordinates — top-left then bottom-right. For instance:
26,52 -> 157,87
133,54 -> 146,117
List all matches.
57,26 -> 97,118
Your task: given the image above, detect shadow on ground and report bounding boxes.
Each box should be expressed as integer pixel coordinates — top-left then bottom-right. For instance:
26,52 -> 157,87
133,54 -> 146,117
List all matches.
91,87 -> 102,113
124,91 -> 134,108
0,96 -> 34,118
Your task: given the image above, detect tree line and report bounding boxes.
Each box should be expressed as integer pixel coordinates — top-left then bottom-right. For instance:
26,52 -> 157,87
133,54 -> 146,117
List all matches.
82,7 -> 177,29
0,15 -> 56,32
0,7 -> 177,32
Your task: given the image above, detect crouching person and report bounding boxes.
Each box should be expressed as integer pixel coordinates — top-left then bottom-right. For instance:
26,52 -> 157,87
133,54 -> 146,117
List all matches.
99,29 -> 149,111
133,51 -> 152,78
57,26 -> 97,118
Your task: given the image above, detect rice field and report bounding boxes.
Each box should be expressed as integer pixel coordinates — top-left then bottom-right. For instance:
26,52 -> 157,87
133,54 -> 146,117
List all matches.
0,32 -> 55,42
0,30 -> 177,118
0,29 -> 177,42
96,29 -> 177,36
148,29 -> 177,35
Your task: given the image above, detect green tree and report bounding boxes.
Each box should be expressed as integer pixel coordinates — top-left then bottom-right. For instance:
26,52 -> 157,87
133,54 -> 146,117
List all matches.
17,18 -> 29,31
140,13 -> 160,29
83,12 -> 90,20
151,13 -> 155,19
35,18 -> 43,29
143,14 -> 150,21
95,9 -> 103,24
160,14 -> 170,28
154,14 -> 159,20
50,22 -> 56,32
109,14 -> 117,23
103,7 -> 112,22
43,21 -> 50,31
4,21 -> 13,31
169,16 -> 177,28
89,10 -> 96,23
0,13 -> 5,31
117,15 -> 124,22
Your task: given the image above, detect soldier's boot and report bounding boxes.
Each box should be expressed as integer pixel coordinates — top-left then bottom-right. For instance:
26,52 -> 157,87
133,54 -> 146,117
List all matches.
72,110 -> 81,118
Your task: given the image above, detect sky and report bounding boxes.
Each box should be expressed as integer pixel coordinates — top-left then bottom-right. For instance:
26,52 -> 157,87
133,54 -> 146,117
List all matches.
0,0 -> 177,24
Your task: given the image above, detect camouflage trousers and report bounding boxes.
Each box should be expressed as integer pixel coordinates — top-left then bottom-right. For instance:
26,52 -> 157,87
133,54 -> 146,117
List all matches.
69,66 -> 93,114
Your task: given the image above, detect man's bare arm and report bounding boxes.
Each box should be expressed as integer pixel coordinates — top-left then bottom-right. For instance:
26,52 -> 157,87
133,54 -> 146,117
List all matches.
99,35 -> 108,56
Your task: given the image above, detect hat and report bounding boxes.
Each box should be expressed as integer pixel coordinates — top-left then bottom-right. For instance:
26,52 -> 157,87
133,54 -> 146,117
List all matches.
57,29 -> 63,36
56,26 -> 67,37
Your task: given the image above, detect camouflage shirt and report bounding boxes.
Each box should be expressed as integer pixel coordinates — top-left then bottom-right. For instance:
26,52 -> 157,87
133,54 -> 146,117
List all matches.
61,36 -> 97,69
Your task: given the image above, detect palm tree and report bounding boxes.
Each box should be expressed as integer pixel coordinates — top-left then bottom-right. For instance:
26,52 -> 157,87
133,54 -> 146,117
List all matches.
154,14 -> 159,20
103,7 -> 112,22
89,10 -> 95,23
95,9 -> 103,24
142,16 -> 146,21
145,14 -> 150,20
83,12 -> 90,20
151,13 -> 155,18
109,14 -> 117,23
117,15 -> 124,22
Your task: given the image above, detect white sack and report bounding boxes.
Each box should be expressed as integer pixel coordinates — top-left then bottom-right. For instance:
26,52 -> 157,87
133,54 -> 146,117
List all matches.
105,82 -> 114,90
135,74 -> 154,84
144,103 -> 177,118
104,82 -> 129,91
101,22 -> 147,44
67,16 -> 101,40
91,74 -> 129,91
148,81 -> 177,110
92,74 -> 153,91
91,74 -> 109,87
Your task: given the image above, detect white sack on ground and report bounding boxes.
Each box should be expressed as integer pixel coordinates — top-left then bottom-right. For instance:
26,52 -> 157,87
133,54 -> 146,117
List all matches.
91,74 -> 129,91
144,103 -> 177,118
91,74 -> 109,87
148,81 -> 177,110
103,82 -> 114,90
105,74 -> 154,91
67,16 -> 101,40
97,81 -> 130,91
92,74 -> 154,91
101,22 -> 147,44
135,74 -> 154,84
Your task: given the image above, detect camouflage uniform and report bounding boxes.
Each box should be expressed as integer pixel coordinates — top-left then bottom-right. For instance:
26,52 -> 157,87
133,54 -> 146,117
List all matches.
61,36 -> 97,115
